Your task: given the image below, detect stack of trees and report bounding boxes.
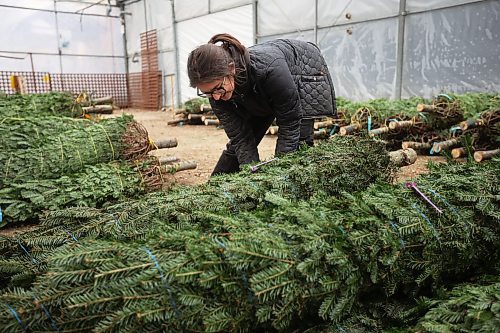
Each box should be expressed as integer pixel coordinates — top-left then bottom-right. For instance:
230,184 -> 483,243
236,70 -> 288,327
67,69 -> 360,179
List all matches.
0,141 -> 497,332
0,93 -> 196,228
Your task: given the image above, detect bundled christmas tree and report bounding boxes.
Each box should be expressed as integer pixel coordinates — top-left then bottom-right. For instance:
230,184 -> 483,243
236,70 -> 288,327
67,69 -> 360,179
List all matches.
0,153 -> 497,332
0,116 -> 94,151
0,92 -> 81,118
0,136 -> 394,290
0,115 -> 161,188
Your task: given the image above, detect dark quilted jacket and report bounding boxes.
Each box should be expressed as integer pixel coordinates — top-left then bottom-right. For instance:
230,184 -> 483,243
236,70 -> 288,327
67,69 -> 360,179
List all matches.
210,39 -> 336,165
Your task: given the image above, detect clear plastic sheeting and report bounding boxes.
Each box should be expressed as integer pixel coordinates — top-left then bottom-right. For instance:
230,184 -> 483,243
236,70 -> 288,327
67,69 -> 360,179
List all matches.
146,0 -> 174,52
61,55 -> 124,73
258,0 -> 315,37
318,18 -> 398,101
258,30 -> 316,44
0,54 -> 59,73
174,0 -> 209,22
124,1 -> 146,72
0,7 -> 58,54
318,0 -> 399,27
210,0 -> 252,12
55,1 -> 121,16
57,13 -> 123,56
0,0 -> 53,10
406,0 -> 479,13
177,5 -> 252,102
402,1 -> 500,98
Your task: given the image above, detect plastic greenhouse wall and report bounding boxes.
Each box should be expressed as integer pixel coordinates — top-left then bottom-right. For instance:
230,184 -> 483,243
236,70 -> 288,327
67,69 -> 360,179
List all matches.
0,0 -> 124,74
1,0 -> 498,107
124,0 -> 497,107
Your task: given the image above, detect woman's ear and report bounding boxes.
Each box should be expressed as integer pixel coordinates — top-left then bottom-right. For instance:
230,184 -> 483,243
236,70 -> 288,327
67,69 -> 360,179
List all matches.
228,62 -> 236,75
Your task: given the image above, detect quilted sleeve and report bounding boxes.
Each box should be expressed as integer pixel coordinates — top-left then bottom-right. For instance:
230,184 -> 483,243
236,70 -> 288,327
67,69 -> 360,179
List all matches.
262,58 -> 302,155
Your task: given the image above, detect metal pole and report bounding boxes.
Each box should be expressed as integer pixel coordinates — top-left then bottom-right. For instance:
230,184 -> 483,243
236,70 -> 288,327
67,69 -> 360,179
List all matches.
172,0 -> 182,108
29,52 -> 38,93
53,0 -> 64,92
314,0 -> 318,44
253,0 -> 258,44
395,0 -> 407,99
120,4 -> 131,107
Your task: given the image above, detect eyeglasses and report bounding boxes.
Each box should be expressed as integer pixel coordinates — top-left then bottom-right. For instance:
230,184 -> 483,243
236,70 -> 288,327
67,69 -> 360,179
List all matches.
197,77 -> 227,98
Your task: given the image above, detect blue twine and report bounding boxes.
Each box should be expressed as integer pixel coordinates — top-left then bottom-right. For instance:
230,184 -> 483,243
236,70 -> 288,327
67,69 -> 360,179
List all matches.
419,186 -> 460,217
240,272 -> 255,303
449,126 -> 461,135
62,226 -> 78,242
109,213 -> 122,227
338,225 -> 347,236
436,93 -> 452,101
5,303 -> 28,332
143,247 -> 180,318
18,241 -> 37,264
389,221 -> 405,247
412,204 -> 441,242
367,116 -> 372,131
429,146 -> 435,155
34,296 -> 60,332
222,189 -> 239,214
329,124 -> 339,136
0,207 -> 2,223
213,238 -> 227,249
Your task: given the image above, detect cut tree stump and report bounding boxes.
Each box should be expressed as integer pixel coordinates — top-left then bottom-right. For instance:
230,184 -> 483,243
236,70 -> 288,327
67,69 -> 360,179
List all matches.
339,123 -> 361,135
389,148 -> 417,166
402,141 -> 432,150
154,138 -> 178,149
451,147 -> 467,159
163,160 -> 197,173
474,149 -> 499,162
369,126 -> 389,137
432,138 -> 460,153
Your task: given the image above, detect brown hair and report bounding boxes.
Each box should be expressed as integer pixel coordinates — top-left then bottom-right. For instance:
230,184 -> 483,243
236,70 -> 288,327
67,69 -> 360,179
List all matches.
187,33 -> 249,88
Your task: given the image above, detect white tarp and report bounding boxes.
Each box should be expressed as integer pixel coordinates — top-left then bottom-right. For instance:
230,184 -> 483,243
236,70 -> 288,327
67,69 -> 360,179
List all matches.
258,0 -> 315,36
174,0 -> 209,22
0,1 -> 124,73
318,18 -> 399,100
210,0 -> 251,12
402,1 -> 500,98
318,0 -> 399,27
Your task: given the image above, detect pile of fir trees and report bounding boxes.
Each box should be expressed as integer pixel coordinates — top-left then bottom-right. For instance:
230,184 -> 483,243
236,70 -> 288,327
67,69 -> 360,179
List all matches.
0,138 -> 497,332
0,136 -> 394,289
331,92 -> 500,154
0,92 -> 82,118
0,93 -> 178,227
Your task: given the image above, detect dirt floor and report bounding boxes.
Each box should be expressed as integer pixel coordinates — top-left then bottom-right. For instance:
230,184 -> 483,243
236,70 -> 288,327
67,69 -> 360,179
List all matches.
115,108 -> 445,185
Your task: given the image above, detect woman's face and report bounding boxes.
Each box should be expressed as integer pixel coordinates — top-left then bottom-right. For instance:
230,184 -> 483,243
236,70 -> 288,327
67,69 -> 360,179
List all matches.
197,75 -> 235,101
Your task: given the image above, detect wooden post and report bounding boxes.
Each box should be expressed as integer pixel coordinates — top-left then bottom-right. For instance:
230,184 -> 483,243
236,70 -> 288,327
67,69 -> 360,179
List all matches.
339,123 -> 361,136
200,104 -> 212,112
451,147 -> 467,159
167,119 -> 185,126
162,160 -> 197,173
402,141 -> 432,150
388,120 -> 414,130
313,129 -> 328,139
82,105 -> 114,114
432,138 -> 460,153
314,119 -> 333,130
154,138 -> 178,149
474,149 -> 499,162
369,126 -> 389,137
388,148 -> 417,166
204,119 -> 220,126
201,115 -> 217,122
157,155 -> 179,164
459,118 -> 484,131
417,104 -> 444,113
187,113 -> 203,120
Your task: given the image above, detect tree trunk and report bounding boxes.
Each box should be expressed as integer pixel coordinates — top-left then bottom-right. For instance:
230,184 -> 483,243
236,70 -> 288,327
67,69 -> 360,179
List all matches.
402,141 -> 432,150
369,126 -> 389,137
154,138 -> 178,149
451,147 -> 467,159
474,149 -> 499,162
432,138 -> 460,153
388,148 -> 417,166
